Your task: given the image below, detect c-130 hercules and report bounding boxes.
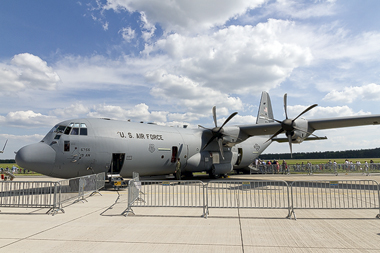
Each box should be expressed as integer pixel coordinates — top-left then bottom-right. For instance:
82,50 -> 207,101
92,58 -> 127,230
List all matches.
15,92 -> 380,179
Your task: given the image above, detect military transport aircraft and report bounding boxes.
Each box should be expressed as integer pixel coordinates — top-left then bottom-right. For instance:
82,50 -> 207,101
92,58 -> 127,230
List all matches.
15,92 -> 380,179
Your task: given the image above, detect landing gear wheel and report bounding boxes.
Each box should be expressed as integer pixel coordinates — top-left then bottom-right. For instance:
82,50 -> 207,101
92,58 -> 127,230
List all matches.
209,167 -> 220,179
183,171 -> 193,179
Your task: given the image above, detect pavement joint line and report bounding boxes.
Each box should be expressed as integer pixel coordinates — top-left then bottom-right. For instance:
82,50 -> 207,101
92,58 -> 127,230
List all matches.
0,196 -> 117,250
1,238 -> 242,247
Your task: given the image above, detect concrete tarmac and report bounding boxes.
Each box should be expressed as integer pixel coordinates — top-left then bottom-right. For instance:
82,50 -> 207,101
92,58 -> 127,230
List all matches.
1,174 -> 380,252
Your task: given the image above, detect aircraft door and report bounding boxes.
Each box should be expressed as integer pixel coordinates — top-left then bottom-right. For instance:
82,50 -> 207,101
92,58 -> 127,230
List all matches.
109,153 -> 125,175
171,146 -> 178,163
235,148 -> 243,166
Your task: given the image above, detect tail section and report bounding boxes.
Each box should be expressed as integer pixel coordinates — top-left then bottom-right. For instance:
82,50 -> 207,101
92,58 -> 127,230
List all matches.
256,91 -> 274,124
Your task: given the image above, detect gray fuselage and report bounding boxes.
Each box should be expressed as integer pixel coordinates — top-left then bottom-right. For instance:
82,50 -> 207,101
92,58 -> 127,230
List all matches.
15,118 -> 271,178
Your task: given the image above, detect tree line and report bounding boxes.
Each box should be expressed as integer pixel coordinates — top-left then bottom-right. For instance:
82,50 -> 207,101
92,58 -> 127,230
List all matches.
259,147 -> 380,160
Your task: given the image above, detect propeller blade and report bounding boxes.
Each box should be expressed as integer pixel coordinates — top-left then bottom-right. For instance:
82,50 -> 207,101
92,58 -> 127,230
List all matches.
287,134 -> 293,158
212,106 -> 217,127
198,125 -> 210,130
218,138 -> 224,159
284,93 -> 288,119
220,112 -> 238,129
265,128 -> 284,143
293,104 -> 318,122
202,135 -> 217,150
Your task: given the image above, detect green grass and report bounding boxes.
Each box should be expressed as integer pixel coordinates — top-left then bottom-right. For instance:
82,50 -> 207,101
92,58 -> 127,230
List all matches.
0,163 -> 41,176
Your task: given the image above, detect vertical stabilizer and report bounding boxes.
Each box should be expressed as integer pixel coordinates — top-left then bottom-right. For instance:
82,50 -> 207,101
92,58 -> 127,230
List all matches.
256,91 -> 274,124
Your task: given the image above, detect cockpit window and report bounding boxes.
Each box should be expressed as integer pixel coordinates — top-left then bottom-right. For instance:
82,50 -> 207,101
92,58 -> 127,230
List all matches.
49,125 -> 58,133
55,125 -> 66,133
64,126 -> 72,135
80,123 -> 87,135
71,128 -> 79,135
54,122 -> 87,136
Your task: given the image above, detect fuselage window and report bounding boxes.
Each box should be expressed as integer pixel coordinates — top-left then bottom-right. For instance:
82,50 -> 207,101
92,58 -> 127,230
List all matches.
64,141 -> 70,152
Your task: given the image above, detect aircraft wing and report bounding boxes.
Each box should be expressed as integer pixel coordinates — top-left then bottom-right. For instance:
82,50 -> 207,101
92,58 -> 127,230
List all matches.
238,114 -> 380,137
308,115 -> 380,130
239,122 -> 281,136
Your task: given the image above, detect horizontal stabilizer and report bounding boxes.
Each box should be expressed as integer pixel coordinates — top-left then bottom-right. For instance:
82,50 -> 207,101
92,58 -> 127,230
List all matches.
272,136 -> 327,143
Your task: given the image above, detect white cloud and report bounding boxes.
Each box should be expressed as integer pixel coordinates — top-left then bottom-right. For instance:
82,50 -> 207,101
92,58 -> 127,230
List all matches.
0,53 -> 60,93
88,103 -> 169,122
139,11 -> 156,41
261,0 -> 337,19
146,20 -> 313,94
323,83 -> 380,103
146,70 -> 243,113
103,0 -> 267,34
0,110 -> 57,127
286,105 -> 369,120
52,103 -> 90,119
119,27 -> 136,42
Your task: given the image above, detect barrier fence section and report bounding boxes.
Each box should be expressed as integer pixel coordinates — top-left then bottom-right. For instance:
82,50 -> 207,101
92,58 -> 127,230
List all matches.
0,181 -> 58,210
206,180 -> 291,218
0,173 -> 105,215
54,173 -> 105,214
122,180 -> 206,216
123,178 -> 380,219
289,180 -> 380,219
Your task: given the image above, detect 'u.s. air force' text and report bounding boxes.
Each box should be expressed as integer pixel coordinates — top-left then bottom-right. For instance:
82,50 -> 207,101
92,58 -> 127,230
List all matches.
117,131 -> 164,140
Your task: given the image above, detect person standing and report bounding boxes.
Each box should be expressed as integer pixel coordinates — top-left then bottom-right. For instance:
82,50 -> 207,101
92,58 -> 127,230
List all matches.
175,158 -> 181,180
281,160 -> 287,174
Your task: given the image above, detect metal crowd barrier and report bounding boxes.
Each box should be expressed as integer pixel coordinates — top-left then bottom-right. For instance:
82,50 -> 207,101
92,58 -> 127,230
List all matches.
206,180 -> 291,218
0,181 -> 58,210
0,173 -> 105,215
289,180 -> 380,219
123,177 -> 380,219
122,180 -> 206,216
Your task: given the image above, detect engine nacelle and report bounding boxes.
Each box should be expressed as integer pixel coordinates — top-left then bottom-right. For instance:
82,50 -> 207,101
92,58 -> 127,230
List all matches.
222,126 -> 249,147
291,118 -> 314,143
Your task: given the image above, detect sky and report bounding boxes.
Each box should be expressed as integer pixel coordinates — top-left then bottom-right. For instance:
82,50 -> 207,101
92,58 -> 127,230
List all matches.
1,0 -> 380,159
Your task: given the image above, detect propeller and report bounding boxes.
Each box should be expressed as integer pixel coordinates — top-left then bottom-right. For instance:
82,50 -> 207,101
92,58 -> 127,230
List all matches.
267,94 -> 318,157
199,106 -> 238,159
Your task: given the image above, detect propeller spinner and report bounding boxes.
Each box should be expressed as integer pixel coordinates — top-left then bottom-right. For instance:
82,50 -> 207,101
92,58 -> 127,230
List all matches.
267,94 -> 318,157
199,106 -> 238,159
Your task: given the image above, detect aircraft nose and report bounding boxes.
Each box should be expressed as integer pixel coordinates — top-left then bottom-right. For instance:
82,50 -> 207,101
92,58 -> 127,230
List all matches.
15,143 -> 56,175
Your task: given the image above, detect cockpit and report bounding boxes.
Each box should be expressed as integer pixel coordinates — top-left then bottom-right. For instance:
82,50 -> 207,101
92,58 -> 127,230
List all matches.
49,122 -> 88,140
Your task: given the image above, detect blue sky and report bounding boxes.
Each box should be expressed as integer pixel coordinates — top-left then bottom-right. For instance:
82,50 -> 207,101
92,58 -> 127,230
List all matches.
1,0 -> 380,159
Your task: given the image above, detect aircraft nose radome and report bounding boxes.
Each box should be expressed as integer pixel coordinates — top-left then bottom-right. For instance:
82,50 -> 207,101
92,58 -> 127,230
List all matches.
15,143 -> 56,174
